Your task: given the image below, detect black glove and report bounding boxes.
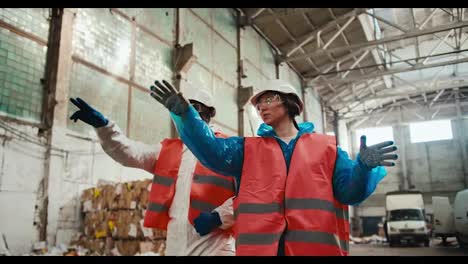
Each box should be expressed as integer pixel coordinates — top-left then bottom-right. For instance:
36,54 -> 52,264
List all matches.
359,135 -> 398,169
149,80 -> 190,115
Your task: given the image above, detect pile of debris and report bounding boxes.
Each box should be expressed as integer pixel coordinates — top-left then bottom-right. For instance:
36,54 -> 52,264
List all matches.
350,234 -> 387,245
69,179 -> 166,256
27,242 -> 84,256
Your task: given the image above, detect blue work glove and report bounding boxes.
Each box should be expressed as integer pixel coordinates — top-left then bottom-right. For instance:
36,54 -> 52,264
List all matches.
69,97 -> 108,128
194,211 -> 222,236
358,135 -> 398,170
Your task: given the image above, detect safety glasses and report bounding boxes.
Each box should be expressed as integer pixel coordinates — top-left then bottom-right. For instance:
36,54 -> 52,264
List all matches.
255,94 -> 283,111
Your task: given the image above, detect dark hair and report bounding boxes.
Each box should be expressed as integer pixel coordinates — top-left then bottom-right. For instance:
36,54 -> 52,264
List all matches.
278,93 -> 301,130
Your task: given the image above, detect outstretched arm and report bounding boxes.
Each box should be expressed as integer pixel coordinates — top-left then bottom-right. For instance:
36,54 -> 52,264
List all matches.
95,120 -> 160,173
148,80 -> 244,179
70,97 -> 159,173
333,136 -> 398,205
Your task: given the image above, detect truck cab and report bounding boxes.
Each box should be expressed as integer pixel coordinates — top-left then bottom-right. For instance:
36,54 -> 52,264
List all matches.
385,190 -> 430,247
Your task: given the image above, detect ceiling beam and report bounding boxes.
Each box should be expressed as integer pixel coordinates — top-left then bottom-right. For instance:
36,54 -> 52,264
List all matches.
342,100 -> 468,121
303,47 -> 373,79
324,74 -> 383,104
358,10 -> 393,89
252,8 -> 310,24
421,29 -> 453,64
341,50 -> 370,78
338,87 -> 463,117
322,15 -> 356,50
429,89 -> 446,108
285,19 -> 468,63
281,8 -> 366,57
250,8 -> 267,19
327,8 -> 367,78
419,8 -> 439,29
365,10 -> 407,33
410,8 -> 421,63
263,8 -> 336,91
331,78 -> 468,106
308,56 -> 468,86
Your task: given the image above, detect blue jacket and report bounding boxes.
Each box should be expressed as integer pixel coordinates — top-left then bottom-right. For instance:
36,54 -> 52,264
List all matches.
171,105 -> 387,206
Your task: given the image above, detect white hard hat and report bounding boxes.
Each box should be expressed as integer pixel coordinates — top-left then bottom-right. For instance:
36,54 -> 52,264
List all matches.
250,79 -> 303,112
183,87 -> 214,108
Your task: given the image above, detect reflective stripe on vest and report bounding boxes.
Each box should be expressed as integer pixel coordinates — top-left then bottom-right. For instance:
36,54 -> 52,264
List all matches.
285,198 -> 348,221
234,198 -> 349,224
152,174 -> 175,187
237,232 -> 283,245
193,174 -> 235,190
234,202 -> 282,219
235,134 -> 350,256
190,199 -> 217,212
285,230 -> 349,252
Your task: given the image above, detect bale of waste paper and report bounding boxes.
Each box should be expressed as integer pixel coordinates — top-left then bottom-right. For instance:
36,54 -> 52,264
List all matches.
78,179 -> 166,255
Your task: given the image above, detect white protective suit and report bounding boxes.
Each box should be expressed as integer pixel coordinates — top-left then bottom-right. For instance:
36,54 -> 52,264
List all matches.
95,120 -> 235,256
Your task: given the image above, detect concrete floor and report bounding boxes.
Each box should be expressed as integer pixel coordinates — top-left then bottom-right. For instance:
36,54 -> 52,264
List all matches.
350,238 -> 468,256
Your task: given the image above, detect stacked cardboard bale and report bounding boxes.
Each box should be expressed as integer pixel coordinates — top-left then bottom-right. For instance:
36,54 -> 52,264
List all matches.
75,179 -> 166,256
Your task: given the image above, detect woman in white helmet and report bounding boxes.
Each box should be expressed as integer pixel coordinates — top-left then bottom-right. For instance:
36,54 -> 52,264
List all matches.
69,87 -> 236,256
149,79 -> 398,256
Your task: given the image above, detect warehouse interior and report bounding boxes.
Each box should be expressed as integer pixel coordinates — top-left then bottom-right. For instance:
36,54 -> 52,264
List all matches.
0,8 -> 467,256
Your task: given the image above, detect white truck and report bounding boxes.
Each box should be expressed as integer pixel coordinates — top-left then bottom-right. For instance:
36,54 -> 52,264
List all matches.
454,189 -> 468,247
385,190 -> 430,247
432,196 -> 456,245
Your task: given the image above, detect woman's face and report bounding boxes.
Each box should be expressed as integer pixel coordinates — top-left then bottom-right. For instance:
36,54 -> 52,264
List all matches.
255,91 -> 288,126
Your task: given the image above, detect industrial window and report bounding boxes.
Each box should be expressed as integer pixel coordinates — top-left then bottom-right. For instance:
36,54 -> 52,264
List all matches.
355,126 -> 394,147
0,9 -> 50,123
409,120 -> 453,143
67,8 -> 176,145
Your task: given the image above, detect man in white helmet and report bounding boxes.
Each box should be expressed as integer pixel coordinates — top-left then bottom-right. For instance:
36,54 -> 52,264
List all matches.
69,85 -> 236,256
149,79 -> 398,256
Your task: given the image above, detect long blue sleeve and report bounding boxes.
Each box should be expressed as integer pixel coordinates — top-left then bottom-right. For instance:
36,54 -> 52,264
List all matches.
170,105 -> 244,181
332,147 -> 387,206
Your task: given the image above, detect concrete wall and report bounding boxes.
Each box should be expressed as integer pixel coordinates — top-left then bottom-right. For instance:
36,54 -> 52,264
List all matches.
304,87 -> 324,134
241,26 -> 277,135
0,124 -> 44,254
181,8 -> 239,135
0,8 -> 321,254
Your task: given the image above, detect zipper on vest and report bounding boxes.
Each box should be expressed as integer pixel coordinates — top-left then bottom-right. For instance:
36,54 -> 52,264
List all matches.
274,139 -> 289,255
274,135 -> 302,255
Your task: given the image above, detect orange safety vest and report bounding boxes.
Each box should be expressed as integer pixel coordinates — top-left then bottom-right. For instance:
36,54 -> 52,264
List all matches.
143,133 -> 236,235
233,133 -> 350,256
